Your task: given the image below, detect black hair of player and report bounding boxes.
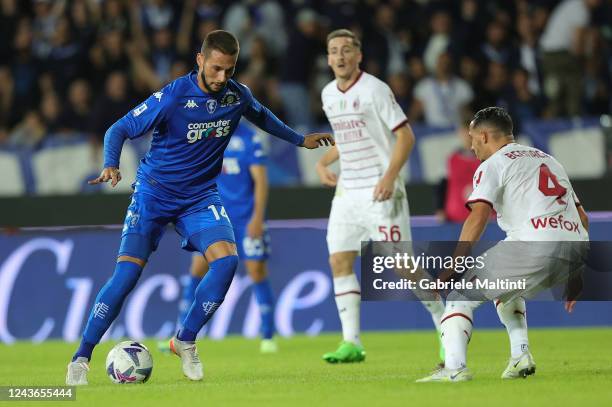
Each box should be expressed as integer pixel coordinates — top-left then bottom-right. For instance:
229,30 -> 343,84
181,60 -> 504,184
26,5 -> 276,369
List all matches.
472,107 -> 513,136
201,30 -> 239,56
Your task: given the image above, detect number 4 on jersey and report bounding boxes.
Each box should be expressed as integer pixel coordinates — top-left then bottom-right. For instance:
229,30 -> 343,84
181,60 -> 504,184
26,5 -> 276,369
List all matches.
538,164 -> 567,204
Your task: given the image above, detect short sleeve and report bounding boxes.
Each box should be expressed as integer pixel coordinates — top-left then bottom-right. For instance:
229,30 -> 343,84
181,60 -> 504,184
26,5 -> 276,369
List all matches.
466,162 -> 502,210
372,82 -> 408,131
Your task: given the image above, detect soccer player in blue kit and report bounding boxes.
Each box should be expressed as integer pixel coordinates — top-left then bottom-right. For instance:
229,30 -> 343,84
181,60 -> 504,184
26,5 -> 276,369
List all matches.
168,121 -> 279,354
66,30 -> 333,385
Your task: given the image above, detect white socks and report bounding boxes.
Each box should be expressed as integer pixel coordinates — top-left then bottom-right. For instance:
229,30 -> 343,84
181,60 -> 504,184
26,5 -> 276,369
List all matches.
496,298 -> 529,358
440,301 -> 476,370
333,274 -> 361,346
422,299 -> 445,333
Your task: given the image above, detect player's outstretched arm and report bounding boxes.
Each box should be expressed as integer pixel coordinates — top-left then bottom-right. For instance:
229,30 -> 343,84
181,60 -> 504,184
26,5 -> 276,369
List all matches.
316,145 -> 339,187
243,94 -> 334,148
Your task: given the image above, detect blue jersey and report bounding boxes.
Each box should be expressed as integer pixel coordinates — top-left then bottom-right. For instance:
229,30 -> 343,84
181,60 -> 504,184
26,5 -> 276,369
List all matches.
217,122 -> 266,224
103,71 -> 303,199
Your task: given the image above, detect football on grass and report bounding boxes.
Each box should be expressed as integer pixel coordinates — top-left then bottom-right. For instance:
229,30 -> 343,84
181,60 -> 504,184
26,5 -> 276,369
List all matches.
105,341 -> 153,384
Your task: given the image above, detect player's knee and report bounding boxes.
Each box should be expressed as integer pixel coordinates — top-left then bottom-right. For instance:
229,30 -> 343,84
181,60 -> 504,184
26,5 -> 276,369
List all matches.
190,255 -> 209,278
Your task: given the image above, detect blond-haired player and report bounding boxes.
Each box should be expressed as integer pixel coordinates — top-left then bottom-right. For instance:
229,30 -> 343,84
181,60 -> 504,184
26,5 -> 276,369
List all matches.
316,29 -> 446,363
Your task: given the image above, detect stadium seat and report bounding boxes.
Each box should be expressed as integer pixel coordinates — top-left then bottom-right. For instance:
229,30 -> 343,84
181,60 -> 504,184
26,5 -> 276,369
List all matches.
549,127 -> 605,179
31,141 -> 99,195
0,150 -> 26,195
417,130 -> 461,183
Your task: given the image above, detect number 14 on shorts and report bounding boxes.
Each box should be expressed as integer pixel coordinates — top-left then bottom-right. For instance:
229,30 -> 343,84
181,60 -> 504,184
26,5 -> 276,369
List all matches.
208,205 -> 230,222
378,225 -> 401,242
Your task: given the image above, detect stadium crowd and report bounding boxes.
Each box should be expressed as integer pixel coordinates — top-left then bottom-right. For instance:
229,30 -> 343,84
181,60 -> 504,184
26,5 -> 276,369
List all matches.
0,0 -> 610,150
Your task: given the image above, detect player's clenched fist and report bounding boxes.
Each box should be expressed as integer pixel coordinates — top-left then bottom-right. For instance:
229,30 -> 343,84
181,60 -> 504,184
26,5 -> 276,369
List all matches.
88,167 -> 122,187
301,133 -> 335,149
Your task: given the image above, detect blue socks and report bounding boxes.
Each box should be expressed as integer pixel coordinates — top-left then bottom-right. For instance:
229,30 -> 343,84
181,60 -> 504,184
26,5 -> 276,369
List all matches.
178,255 -> 239,341
179,275 -> 203,325
178,261 -> 277,340
73,261 -> 143,361
253,280 -> 276,339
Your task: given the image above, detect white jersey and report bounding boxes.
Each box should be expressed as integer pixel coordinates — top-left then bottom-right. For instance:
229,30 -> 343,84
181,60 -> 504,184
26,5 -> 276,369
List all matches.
321,72 -> 408,198
467,143 -> 588,241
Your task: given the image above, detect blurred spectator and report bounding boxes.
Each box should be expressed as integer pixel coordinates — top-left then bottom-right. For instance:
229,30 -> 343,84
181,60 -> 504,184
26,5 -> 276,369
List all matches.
279,9 -> 321,130
9,110 -> 46,148
57,79 -> 92,135
89,28 -> 130,88
223,0 -> 287,62
516,11 -> 542,95
170,60 -> 191,81
499,67 -> 545,132
387,71 -> 412,113
539,0 -> 601,117
99,0 -> 128,33
11,18 -> 39,121
69,0 -> 98,50
149,28 -> 177,84
435,117 -> 481,223
583,55 -> 611,115
40,92 -> 61,134
362,4 -> 405,77
89,71 -> 133,143
0,66 -> 13,127
411,52 -> 473,127
0,0 -> 18,65
479,21 -> 517,67
474,61 -> 510,110
140,0 -> 176,32
422,10 -> 452,74
48,17 -> 85,93
407,56 -> 427,83
31,0 -> 65,60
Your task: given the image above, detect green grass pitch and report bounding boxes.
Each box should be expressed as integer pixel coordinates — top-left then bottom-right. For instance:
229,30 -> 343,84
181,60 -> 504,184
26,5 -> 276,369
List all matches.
1,328 -> 612,407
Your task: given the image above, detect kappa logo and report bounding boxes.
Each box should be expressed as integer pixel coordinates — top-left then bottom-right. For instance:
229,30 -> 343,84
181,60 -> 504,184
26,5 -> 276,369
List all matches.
185,99 -> 198,109
153,91 -> 163,101
206,99 -> 217,113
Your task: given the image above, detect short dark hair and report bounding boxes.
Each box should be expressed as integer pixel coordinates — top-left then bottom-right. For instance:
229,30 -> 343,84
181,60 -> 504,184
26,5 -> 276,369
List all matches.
327,29 -> 361,49
201,30 -> 239,56
472,107 -> 513,136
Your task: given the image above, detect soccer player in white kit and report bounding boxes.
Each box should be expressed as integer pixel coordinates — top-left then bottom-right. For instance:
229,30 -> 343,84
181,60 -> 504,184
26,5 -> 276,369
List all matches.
316,29 -> 446,363
417,107 -> 590,382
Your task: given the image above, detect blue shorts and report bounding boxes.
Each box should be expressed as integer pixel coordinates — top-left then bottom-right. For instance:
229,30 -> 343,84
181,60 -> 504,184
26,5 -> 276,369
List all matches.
233,222 -> 271,261
118,177 -> 235,260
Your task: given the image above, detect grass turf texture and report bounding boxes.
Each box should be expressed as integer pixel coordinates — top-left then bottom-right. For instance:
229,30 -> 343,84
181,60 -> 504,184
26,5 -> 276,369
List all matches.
1,329 -> 611,407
